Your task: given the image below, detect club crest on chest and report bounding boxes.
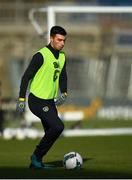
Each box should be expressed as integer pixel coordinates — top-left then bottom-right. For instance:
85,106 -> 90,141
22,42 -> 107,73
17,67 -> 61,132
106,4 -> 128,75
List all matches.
53,62 -> 59,69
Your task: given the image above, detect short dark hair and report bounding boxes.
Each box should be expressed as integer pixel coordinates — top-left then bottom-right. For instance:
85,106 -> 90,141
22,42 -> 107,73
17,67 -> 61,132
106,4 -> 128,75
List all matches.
50,26 -> 67,36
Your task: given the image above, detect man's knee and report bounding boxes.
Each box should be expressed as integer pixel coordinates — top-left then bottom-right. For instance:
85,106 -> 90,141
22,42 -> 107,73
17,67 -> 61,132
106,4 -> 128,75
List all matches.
53,122 -> 64,136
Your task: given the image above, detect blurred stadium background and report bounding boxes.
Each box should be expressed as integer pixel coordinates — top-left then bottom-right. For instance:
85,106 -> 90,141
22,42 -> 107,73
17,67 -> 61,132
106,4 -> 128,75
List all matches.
1,0 -> 132,178
1,0 -> 132,138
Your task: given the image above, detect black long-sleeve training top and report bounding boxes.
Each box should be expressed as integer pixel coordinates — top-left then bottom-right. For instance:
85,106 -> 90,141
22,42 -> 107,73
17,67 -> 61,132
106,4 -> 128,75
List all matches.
19,44 -> 67,98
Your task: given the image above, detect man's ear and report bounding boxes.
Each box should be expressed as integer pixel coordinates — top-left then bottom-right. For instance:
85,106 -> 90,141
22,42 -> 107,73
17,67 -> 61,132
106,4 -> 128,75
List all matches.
50,36 -> 53,43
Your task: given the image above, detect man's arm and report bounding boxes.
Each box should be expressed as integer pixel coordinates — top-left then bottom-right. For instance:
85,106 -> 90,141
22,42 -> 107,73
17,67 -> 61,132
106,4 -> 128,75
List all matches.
55,61 -> 67,106
19,52 -> 43,98
59,61 -> 67,93
16,52 -> 43,113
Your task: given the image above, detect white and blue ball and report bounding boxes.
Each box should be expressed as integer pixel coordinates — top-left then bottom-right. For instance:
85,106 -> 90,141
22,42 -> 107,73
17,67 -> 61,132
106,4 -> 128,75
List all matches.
63,152 -> 83,169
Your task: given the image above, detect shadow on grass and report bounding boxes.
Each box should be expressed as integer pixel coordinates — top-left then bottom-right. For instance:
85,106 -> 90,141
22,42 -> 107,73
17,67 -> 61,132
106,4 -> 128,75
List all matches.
0,158 -> 132,179
46,157 -> 91,167
0,167 -> 132,179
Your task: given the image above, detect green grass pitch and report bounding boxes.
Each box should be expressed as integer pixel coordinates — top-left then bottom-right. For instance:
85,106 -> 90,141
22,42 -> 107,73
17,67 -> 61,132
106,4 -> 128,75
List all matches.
0,136 -> 132,178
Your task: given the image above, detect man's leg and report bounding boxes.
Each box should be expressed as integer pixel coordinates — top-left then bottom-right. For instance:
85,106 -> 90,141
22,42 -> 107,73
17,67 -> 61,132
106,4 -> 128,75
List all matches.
28,93 -> 64,168
33,114 -> 64,161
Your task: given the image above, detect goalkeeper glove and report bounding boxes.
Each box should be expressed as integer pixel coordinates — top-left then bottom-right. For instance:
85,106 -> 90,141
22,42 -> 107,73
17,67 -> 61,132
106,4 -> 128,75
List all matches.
16,98 -> 26,113
55,92 -> 67,106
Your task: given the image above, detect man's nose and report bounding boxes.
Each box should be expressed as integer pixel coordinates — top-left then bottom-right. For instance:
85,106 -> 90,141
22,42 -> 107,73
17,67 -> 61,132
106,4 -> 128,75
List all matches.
61,41 -> 65,46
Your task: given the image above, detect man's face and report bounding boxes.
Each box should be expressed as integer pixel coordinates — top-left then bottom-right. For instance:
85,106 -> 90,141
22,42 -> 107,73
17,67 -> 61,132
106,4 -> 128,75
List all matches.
50,34 -> 66,51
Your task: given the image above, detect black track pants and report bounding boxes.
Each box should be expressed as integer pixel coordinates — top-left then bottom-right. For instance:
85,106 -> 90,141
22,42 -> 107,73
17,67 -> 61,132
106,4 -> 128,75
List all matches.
28,93 -> 64,161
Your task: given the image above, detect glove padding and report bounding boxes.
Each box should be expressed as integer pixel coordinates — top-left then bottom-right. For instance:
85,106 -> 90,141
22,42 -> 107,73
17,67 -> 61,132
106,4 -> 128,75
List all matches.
16,98 -> 26,113
55,93 -> 67,106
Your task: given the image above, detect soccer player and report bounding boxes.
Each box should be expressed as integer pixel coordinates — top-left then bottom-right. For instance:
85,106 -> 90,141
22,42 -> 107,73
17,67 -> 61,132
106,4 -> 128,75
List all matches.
16,26 -> 67,169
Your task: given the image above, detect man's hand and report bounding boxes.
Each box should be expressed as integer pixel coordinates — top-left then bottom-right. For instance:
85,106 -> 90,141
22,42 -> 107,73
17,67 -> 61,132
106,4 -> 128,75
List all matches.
16,98 -> 26,113
55,92 -> 67,106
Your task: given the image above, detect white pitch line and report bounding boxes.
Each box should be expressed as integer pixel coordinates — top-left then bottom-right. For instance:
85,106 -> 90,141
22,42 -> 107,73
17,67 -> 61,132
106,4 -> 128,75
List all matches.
63,128 -> 132,137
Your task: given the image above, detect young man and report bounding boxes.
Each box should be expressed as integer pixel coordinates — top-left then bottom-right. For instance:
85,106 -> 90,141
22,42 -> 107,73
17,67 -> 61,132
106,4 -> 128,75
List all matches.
16,26 -> 67,169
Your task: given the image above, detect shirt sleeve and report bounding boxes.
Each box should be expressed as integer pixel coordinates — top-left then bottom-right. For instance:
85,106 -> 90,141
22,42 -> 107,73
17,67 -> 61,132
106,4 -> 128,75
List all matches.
59,61 -> 67,93
19,52 -> 43,98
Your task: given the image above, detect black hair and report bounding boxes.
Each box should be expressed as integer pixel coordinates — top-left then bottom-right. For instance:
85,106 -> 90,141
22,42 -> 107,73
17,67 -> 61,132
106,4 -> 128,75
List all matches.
50,26 -> 67,36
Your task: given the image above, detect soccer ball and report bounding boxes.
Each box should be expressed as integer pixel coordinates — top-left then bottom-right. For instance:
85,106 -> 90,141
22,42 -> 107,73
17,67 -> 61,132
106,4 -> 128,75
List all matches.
63,152 -> 83,169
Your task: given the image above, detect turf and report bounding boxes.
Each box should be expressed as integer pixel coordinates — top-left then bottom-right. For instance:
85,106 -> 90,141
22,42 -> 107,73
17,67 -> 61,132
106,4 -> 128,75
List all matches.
0,136 -> 132,178
64,118 -> 132,129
